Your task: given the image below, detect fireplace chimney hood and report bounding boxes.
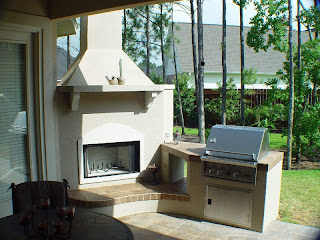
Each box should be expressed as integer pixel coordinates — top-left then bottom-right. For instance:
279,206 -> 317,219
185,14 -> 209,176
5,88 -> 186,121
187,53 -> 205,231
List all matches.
57,11 -> 174,111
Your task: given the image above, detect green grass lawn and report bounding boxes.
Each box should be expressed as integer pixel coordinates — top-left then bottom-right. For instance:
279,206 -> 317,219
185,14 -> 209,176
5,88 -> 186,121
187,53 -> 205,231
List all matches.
174,127 -> 198,136
174,127 -> 287,150
279,169 -> 320,227
269,133 -> 287,149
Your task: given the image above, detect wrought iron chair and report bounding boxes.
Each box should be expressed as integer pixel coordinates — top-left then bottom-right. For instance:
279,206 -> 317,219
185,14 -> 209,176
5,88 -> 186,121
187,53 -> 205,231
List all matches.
9,179 -> 70,214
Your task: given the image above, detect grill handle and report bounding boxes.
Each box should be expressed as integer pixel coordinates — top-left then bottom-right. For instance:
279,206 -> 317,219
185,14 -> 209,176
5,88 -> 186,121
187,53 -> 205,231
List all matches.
205,149 -> 256,161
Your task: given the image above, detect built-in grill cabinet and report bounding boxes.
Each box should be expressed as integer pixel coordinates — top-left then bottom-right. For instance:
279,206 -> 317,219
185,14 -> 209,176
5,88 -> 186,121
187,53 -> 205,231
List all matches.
206,185 -> 253,228
201,125 -> 281,232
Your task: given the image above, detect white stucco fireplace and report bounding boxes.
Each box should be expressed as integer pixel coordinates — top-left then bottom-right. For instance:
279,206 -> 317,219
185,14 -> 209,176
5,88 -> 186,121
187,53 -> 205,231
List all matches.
57,11 -> 173,189
78,123 -> 144,184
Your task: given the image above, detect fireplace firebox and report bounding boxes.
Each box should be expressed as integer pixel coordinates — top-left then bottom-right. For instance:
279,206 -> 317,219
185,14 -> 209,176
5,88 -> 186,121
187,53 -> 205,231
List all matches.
77,123 -> 144,184
83,141 -> 140,178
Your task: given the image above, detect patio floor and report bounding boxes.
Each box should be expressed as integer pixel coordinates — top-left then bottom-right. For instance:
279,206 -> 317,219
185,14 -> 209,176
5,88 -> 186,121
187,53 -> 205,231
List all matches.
116,212 -> 320,240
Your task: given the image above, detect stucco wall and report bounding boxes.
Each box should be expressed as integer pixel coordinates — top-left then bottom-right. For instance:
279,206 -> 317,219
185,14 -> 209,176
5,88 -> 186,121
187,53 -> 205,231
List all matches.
58,90 -> 173,189
0,0 -> 48,17
87,11 -> 122,50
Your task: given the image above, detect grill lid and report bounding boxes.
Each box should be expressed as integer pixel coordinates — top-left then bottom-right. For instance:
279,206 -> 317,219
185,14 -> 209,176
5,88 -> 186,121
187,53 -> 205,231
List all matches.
205,125 -> 270,162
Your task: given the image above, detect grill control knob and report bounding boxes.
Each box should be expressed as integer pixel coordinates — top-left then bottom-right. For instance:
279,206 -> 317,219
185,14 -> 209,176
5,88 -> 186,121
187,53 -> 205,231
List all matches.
216,170 -> 222,175
209,169 -> 214,174
232,172 -> 239,178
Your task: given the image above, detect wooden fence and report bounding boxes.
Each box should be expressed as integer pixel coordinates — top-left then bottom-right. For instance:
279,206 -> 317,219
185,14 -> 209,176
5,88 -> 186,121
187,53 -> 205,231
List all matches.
204,89 -> 319,108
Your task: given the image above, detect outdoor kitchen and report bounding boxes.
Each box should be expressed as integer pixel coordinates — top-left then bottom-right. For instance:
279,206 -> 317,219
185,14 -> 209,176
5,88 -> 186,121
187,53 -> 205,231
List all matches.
56,10 -> 283,234
161,125 -> 283,232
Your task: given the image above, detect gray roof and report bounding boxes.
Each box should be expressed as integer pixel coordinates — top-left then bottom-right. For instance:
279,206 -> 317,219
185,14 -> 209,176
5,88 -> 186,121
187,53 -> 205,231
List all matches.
57,46 -> 75,80
168,23 -> 309,75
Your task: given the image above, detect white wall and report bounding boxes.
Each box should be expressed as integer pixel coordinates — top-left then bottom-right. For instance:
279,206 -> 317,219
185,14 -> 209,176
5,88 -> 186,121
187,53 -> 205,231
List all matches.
87,11 -> 122,50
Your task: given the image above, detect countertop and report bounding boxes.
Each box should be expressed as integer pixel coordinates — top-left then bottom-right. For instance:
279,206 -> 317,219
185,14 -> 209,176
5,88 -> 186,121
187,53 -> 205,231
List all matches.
161,142 -> 284,171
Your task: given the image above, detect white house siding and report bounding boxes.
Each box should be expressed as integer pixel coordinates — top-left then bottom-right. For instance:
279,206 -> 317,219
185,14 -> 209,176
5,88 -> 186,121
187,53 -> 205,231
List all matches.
165,23 -> 309,89
187,72 -> 285,90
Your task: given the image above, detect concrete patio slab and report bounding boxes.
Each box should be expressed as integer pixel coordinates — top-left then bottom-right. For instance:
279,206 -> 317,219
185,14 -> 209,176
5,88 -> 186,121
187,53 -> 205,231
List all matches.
117,212 -> 320,240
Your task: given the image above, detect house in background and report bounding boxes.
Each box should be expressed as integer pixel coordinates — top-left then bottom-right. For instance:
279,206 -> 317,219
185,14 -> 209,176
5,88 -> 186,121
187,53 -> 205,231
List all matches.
56,46 -> 75,80
56,18 -> 80,81
165,22 -> 309,97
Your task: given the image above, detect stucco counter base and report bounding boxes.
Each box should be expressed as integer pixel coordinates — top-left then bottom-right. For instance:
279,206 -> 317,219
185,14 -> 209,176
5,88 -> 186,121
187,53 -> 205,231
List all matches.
160,141 -> 284,232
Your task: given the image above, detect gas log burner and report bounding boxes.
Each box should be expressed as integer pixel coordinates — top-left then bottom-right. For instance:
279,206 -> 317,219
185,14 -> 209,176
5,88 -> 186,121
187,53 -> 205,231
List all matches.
201,125 -> 282,232
83,141 -> 140,178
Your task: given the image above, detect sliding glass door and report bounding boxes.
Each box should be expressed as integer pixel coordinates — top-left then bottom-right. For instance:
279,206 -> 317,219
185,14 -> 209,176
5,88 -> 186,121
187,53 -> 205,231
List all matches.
0,42 -> 30,202
0,29 -> 38,217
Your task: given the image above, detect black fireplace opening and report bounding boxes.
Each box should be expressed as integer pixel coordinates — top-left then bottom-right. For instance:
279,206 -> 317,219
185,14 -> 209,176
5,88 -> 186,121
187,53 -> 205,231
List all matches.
83,141 -> 140,178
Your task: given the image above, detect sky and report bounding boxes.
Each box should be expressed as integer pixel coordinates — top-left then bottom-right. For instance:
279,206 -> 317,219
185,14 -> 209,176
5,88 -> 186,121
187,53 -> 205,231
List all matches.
173,0 -> 314,29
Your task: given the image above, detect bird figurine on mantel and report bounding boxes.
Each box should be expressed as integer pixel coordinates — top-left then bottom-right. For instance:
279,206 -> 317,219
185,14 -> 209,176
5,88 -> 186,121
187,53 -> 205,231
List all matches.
117,59 -> 125,85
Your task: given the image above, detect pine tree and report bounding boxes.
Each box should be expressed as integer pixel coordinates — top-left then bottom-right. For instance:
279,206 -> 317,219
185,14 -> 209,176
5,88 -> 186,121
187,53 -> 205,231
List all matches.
234,0 -> 247,126
197,0 -> 205,143
221,0 -> 227,125
172,5 -> 185,134
190,0 -> 199,118
287,0 -> 294,170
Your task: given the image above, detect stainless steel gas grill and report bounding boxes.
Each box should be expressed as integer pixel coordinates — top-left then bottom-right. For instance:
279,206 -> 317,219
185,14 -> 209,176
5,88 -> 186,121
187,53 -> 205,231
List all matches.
201,125 -> 282,232
203,124 -> 270,163
201,125 -> 270,185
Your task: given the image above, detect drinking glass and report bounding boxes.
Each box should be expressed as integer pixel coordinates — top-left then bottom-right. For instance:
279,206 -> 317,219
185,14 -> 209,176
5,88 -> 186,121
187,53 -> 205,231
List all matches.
66,206 -> 75,220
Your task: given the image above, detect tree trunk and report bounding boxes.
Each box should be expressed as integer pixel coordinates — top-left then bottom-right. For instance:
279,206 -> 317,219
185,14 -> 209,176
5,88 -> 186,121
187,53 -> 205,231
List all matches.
315,0 -> 319,38
286,0 -> 294,170
160,4 -> 166,83
67,35 -> 70,69
190,0 -> 198,99
172,19 -> 185,134
122,9 -> 127,50
296,0 -> 302,163
240,4 -> 245,126
312,1 -> 318,106
298,0 -> 313,41
197,0 -> 205,143
312,82 -> 317,106
221,0 -> 227,125
146,6 -> 150,77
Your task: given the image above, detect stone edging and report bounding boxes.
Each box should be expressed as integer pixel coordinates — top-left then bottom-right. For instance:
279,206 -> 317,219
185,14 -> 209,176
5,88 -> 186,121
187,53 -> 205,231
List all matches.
69,193 -> 190,208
